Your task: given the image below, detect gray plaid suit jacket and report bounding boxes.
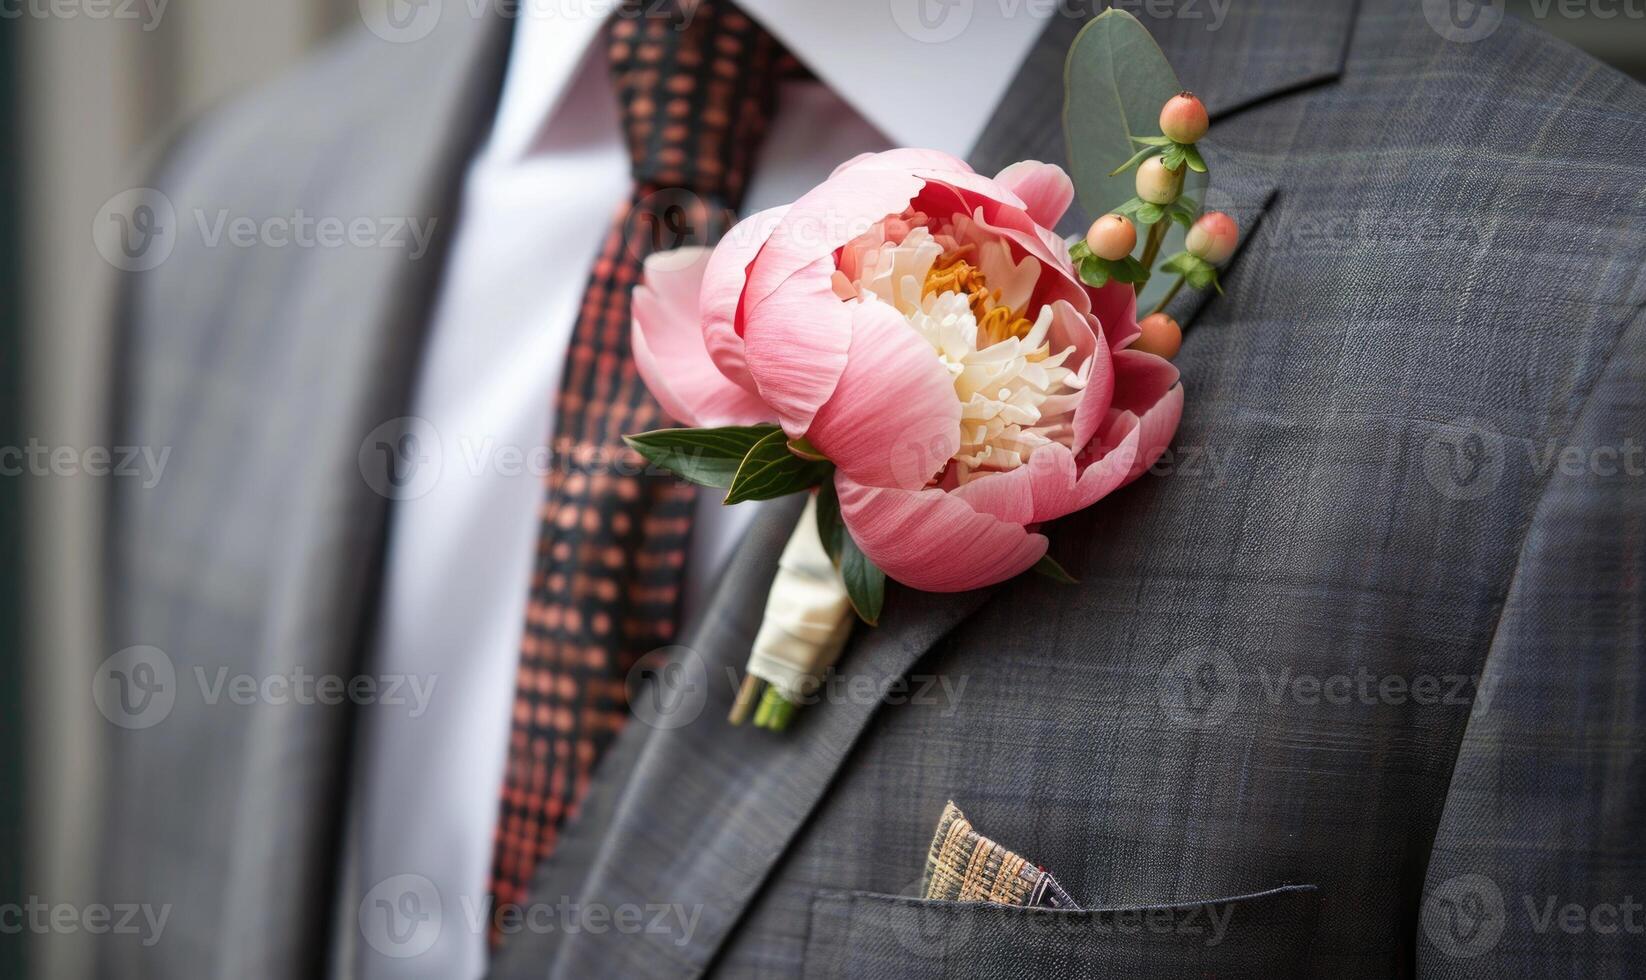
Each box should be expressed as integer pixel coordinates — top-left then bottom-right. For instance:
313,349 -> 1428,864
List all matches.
99,1 -> 1645,977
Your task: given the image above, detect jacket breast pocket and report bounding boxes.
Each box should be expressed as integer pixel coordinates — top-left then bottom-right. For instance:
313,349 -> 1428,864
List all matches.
801,884 -> 1321,979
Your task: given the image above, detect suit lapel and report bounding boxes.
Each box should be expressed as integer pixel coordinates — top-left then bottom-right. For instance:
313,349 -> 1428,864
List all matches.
493,495 -> 995,978
500,3 -> 1344,976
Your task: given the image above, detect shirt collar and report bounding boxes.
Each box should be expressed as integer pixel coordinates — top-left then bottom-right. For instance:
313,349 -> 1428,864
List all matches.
485,0 -> 1054,163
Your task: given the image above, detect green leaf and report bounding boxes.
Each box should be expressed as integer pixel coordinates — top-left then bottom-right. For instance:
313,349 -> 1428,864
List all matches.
1032,554 -> 1079,585
1064,10 -> 1208,312
1117,255 -> 1151,283
625,424 -> 782,489
1129,135 -> 1173,146
1136,202 -> 1165,226
1076,256 -> 1112,288
1161,143 -> 1186,172
1107,143 -> 1161,177
1182,144 -> 1208,173
1159,250 -> 1204,278
724,428 -> 831,504
1168,200 -> 1200,231
1111,196 -> 1146,219
786,436 -> 828,462
1187,266 -> 1215,290
840,540 -> 886,626
815,478 -> 846,566
817,479 -> 885,625
1067,238 -> 1093,261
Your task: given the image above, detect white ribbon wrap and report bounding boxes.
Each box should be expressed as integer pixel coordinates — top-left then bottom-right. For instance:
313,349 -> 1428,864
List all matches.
746,495 -> 855,702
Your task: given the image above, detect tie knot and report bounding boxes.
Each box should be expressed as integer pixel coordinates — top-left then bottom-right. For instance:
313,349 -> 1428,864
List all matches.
608,0 -> 802,209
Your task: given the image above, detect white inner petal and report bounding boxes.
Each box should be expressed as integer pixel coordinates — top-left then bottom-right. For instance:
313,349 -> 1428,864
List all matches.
854,224 -> 1085,486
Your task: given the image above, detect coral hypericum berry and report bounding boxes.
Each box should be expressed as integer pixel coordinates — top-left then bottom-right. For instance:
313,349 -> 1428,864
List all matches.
1085,214 -> 1137,261
1186,211 -> 1239,265
1134,312 -> 1182,360
1159,92 -> 1209,144
1136,156 -> 1184,205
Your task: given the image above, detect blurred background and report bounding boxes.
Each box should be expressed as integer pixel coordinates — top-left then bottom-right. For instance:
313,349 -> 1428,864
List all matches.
2,2 -> 1642,977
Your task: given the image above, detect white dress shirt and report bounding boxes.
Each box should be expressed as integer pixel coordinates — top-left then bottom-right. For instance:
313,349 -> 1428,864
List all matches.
349,3 -> 1051,976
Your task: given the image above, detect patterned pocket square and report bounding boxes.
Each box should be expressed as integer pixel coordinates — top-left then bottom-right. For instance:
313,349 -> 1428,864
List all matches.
921,801 -> 1080,909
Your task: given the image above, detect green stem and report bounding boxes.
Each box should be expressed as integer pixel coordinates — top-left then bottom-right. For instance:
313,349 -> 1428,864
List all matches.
1150,275 -> 1187,316
1134,219 -> 1169,294
753,686 -> 798,731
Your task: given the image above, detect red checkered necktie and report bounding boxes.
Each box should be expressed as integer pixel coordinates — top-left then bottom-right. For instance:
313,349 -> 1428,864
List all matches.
487,0 -> 800,931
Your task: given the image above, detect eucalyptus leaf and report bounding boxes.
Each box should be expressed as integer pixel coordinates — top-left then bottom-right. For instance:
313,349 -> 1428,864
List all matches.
723,428 -> 832,504
1064,9 -> 1207,310
624,424 -> 782,489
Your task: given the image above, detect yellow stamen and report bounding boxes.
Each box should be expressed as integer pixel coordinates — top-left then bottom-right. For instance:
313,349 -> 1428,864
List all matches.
921,250 -> 1035,345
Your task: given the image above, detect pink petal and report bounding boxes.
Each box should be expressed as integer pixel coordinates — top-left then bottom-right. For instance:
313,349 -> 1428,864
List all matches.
993,161 -> 1075,230
632,248 -> 772,428
1112,348 -> 1180,416
740,253 -> 856,438
831,148 -> 975,178
835,472 -> 1048,592
1101,349 -> 1185,485
738,169 -> 928,435
700,206 -> 788,396
805,298 -> 961,491
1088,278 -> 1140,352
1045,300 -> 1111,453
921,186 -> 1089,318
744,168 -> 926,315
952,422 -> 1140,527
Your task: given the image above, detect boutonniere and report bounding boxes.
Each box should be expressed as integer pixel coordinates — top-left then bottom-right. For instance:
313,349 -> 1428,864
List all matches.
625,11 -> 1239,730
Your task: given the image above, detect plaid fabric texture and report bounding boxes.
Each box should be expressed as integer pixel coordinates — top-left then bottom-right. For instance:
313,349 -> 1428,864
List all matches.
922,801 -> 1038,904
485,0 -> 799,929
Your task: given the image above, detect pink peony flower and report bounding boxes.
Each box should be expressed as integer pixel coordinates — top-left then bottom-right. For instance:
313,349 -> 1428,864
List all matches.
632,149 -> 1183,592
